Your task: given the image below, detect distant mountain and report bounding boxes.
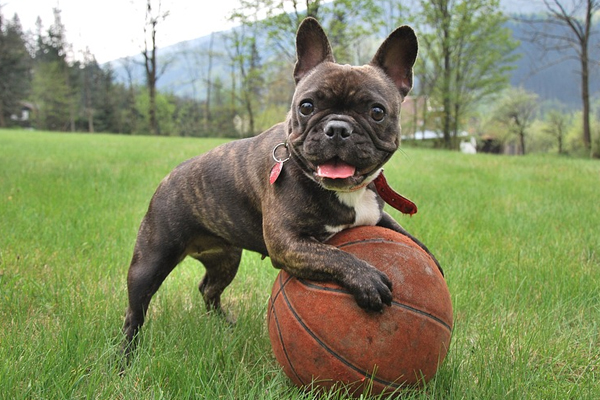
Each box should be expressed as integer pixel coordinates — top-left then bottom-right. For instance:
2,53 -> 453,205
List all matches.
499,0 -> 545,15
106,0 -> 600,109
508,18 -> 600,109
107,32 -> 232,100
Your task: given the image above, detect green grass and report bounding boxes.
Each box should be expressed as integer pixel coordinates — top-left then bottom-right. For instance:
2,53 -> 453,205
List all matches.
1,129 -> 598,399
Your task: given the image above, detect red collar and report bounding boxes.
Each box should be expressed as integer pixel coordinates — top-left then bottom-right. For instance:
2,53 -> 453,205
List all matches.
373,172 -> 417,215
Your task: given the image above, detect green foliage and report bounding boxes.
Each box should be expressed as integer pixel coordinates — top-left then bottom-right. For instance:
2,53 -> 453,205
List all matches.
230,0 -> 382,62
409,0 -> 520,149
323,0 -> 382,64
491,87 -> 538,154
23,8 -> 135,134
31,61 -> 73,131
224,24 -> 264,136
542,109 -> 572,154
227,0 -> 384,134
525,119 -> 555,154
566,111 -> 600,158
134,90 -> 176,135
2,2 -> 598,155
1,130 -> 599,398
0,13 -> 32,127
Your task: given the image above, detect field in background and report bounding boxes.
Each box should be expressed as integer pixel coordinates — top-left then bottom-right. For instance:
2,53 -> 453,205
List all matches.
1,130 -> 598,399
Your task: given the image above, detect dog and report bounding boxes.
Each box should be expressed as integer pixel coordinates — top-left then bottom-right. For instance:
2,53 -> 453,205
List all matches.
122,17 -> 440,353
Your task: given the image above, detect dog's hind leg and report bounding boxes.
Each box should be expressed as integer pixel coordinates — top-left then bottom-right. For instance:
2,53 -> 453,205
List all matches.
194,245 -> 242,317
122,241 -> 186,356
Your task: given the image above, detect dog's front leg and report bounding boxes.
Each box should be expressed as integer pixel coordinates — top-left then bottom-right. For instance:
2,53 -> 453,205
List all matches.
265,229 -> 393,312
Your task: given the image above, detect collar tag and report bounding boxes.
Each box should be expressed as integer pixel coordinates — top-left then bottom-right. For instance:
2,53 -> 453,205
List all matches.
270,143 -> 290,185
270,161 -> 284,184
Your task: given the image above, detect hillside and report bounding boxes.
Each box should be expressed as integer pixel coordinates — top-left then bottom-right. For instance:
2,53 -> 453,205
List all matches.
508,18 -> 600,109
106,0 -> 600,109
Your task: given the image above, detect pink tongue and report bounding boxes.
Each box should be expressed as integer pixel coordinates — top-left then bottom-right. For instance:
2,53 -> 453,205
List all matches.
316,160 -> 356,179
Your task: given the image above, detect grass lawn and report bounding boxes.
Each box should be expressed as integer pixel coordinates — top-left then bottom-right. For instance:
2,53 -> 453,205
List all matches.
1,129 -> 598,399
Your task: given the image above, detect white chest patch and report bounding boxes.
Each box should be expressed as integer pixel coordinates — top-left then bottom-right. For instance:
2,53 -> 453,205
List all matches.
325,188 -> 381,235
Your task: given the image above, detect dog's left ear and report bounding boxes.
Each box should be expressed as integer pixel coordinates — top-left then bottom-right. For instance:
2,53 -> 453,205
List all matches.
370,26 -> 418,97
294,17 -> 335,84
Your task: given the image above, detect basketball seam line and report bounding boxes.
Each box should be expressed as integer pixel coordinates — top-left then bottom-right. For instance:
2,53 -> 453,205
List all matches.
280,279 -> 405,389
272,273 -> 307,386
298,279 -> 453,332
336,238 -> 396,248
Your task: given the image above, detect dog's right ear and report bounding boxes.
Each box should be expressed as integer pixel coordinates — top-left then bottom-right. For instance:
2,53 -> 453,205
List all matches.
293,17 -> 335,84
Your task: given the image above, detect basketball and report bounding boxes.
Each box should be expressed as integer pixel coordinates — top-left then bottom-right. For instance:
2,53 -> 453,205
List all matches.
267,226 -> 453,396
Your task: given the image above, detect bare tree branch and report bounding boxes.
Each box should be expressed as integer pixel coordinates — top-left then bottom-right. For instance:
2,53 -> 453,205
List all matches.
518,0 -> 599,155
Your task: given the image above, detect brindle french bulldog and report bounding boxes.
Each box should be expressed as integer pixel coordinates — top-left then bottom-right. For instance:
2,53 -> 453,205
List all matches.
122,17 -> 440,353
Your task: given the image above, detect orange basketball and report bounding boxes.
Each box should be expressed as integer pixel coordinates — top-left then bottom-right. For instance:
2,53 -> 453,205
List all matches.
267,226 -> 453,396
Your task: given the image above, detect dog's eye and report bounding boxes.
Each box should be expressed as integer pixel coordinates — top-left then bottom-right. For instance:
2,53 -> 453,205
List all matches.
370,106 -> 386,122
299,101 -> 314,116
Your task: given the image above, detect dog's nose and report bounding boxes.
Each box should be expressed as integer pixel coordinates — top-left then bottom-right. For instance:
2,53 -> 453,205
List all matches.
324,120 -> 353,140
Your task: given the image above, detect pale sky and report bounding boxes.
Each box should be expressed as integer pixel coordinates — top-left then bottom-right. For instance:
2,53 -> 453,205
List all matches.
2,0 -> 239,63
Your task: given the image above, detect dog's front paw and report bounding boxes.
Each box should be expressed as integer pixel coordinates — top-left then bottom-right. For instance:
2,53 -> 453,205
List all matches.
345,265 -> 393,312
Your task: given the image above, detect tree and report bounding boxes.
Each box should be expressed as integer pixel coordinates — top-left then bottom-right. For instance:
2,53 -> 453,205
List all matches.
80,48 -> 97,133
0,11 -> 32,127
322,0 -> 381,64
544,110 -> 571,154
177,32 -> 225,135
410,0 -> 519,149
74,53 -> 126,134
88,62 -> 125,134
227,0 -> 385,135
203,33 -> 217,133
225,23 -> 263,136
142,0 -> 170,135
231,0 -> 322,60
32,60 -> 72,130
232,0 -> 382,62
119,56 -> 141,134
493,87 -> 538,155
519,0 -> 600,158
32,9 -> 77,131
134,89 -> 175,135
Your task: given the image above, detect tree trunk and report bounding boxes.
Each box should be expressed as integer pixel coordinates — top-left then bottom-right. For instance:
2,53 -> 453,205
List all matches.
87,108 -> 94,133
421,96 -> 429,140
0,102 -> 5,127
581,47 -> 591,155
143,0 -> 165,136
85,66 -> 94,133
204,33 -> 214,132
558,133 -> 563,155
412,96 -> 419,139
148,77 -> 158,135
148,29 -> 159,136
64,66 -> 75,132
453,101 -> 461,149
441,2 -> 452,149
244,91 -> 255,137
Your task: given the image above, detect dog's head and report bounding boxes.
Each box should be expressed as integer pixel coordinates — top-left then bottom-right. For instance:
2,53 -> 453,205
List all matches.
286,18 -> 417,191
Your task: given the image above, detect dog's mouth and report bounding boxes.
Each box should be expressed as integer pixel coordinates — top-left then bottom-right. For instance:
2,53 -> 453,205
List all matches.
312,157 -> 380,191
315,158 -> 356,179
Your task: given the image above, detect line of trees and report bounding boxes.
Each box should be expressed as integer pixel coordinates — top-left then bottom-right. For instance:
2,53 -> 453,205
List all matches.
1,0 -> 598,157
0,3 -> 264,137
406,0 -> 519,149
1,8 -> 139,134
226,0 -> 523,148
0,11 -> 31,128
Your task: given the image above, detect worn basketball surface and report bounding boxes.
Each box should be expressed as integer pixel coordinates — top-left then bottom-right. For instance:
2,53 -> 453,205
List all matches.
267,226 -> 453,396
